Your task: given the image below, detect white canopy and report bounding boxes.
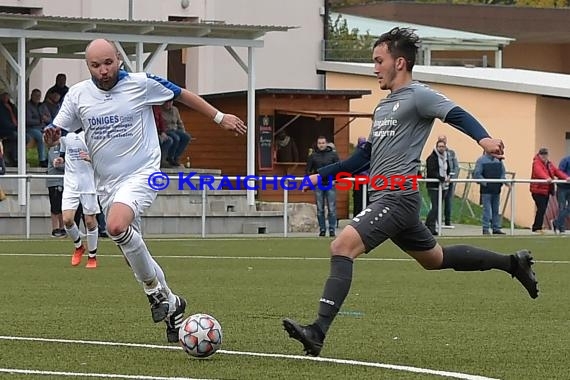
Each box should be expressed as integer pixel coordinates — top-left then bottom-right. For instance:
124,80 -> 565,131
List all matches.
0,12 -> 292,206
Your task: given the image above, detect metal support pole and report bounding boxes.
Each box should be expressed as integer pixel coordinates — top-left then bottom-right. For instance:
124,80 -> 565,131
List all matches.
510,181 -> 515,236
17,37 -> 26,207
135,41 -> 144,72
25,176 -> 31,239
437,182 -> 443,236
246,47 -> 256,207
283,180 -> 289,237
128,0 -> 133,20
201,188 -> 207,238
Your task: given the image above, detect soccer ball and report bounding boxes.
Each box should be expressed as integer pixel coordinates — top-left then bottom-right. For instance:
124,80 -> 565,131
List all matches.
179,313 -> 223,358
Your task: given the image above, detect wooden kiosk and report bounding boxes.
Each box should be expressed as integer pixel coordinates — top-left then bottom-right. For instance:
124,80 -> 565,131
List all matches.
177,88 -> 372,219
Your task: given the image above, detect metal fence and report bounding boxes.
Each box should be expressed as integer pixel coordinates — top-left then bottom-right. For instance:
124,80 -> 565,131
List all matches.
0,174 -> 567,239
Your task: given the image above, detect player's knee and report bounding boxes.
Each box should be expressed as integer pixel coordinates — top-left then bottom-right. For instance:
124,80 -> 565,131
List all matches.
418,260 -> 440,270
106,222 -> 127,237
85,216 -> 98,230
62,215 -> 74,227
330,237 -> 356,257
408,247 -> 443,270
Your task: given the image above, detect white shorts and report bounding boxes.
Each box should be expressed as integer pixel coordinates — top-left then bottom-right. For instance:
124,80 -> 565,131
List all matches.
62,191 -> 100,215
99,174 -> 157,233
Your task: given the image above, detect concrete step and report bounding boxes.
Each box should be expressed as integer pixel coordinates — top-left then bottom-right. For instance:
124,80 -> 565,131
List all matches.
0,167 -> 224,195
0,214 -> 285,236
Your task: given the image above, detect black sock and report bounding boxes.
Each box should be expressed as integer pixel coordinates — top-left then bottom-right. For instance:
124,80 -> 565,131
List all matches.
315,255 -> 353,337
441,245 -> 514,273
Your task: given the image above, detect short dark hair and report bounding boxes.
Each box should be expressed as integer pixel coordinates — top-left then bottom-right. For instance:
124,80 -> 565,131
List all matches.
317,136 -> 327,142
373,27 -> 420,71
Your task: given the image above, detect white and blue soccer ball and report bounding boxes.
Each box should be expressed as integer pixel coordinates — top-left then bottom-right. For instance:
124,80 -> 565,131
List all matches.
179,313 -> 223,358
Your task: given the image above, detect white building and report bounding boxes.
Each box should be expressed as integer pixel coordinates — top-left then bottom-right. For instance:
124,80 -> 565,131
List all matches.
0,0 -> 325,94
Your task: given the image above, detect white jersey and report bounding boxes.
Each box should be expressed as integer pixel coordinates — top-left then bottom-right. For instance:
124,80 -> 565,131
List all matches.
60,131 -> 96,194
52,71 -> 181,192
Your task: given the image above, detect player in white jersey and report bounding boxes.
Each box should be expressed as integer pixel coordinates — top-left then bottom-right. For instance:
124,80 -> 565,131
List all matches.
44,39 -> 247,343
54,130 -> 99,269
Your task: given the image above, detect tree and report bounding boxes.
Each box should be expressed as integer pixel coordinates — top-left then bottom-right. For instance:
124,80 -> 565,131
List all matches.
325,14 -> 377,63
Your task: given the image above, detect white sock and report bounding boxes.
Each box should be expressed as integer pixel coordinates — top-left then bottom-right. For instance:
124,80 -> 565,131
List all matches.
65,223 -> 82,248
87,226 -> 98,257
148,256 -> 177,314
113,227 -> 177,314
110,226 -> 156,283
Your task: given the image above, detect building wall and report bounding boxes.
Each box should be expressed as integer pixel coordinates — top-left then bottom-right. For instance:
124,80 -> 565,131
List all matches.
187,0 -> 324,95
323,70 -> 567,228
504,43 -> 570,74
177,92 -> 356,218
0,0 -> 324,95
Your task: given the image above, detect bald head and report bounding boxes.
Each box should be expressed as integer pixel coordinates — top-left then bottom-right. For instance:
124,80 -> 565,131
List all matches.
85,39 -> 118,61
437,135 -> 447,144
85,39 -> 121,90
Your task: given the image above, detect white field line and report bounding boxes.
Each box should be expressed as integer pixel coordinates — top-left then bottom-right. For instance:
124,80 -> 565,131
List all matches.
0,368 -> 212,380
0,252 -> 566,264
0,235 -> 564,243
0,336 -> 499,380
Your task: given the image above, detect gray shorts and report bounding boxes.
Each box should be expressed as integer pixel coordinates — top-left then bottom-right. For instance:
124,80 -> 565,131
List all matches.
349,192 -> 437,253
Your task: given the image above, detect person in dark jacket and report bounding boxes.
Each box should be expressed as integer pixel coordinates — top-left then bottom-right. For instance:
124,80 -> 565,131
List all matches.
553,153 -> 570,234
437,135 -> 459,227
425,140 -> 450,235
306,136 -> 340,237
0,91 -> 18,166
530,148 -> 569,233
473,151 -> 506,235
276,131 -> 299,163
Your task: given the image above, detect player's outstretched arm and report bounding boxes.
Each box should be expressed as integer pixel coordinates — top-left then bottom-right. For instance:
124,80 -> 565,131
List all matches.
302,142 -> 372,190
176,89 -> 247,135
444,106 -> 504,159
318,142 -> 371,179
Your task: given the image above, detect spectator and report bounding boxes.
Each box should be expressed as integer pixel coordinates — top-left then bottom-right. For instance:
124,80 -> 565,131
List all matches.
306,136 -> 339,237
437,135 -> 459,228
161,100 -> 191,167
530,148 -> 569,234
0,139 -> 6,201
473,151 -> 507,235
352,136 -> 370,217
40,88 -> 62,120
46,73 -> 69,104
275,131 -> 299,162
0,91 -> 18,166
0,140 -> 5,175
425,139 -> 450,235
46,140 -> 66,238
26,89 -> 49,167
153,105 -> 173,168
553,153 -> 570,234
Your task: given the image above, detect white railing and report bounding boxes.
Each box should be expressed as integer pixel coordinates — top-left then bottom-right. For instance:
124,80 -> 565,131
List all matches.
0,174 -> 567,239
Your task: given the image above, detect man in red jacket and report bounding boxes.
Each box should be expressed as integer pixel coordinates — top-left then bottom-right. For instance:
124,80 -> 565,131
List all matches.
530,148 -> 569,233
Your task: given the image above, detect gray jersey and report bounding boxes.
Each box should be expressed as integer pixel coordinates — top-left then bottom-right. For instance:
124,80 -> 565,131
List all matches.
368,82 -> 456,201
46,145 -> 64,188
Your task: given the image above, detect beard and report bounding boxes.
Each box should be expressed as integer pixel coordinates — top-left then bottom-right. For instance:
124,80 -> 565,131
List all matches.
92,73 -> 119,91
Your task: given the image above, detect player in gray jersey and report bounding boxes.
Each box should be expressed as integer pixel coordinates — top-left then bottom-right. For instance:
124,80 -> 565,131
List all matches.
283,27 -> 538,357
